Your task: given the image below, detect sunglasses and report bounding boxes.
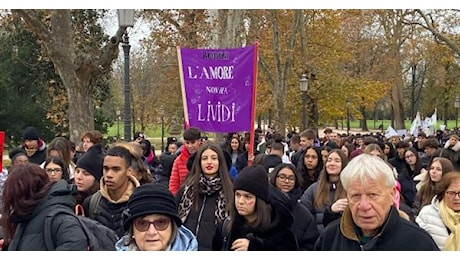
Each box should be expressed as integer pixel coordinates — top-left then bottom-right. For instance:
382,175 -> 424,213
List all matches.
133,217 -> 170,232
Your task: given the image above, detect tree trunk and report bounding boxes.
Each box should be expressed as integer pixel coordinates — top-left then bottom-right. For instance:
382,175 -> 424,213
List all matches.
13,10 -> 125,143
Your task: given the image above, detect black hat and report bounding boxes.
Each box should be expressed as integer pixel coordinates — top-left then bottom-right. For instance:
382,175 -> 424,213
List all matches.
22,126 -> 40,141
233,165 -> 270,202
134,132 -> 145,140
8,147 -> 26,161
76,144 -> 104,181
123,183 -> 182,231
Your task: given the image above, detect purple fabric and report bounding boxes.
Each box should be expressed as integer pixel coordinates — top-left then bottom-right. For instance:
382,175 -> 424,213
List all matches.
178,45 -> 257,133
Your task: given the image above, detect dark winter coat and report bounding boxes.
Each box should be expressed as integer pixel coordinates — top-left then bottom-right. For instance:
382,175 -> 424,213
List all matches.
175,186 -> 221,251
7,180 -> 87,250
300,181 -> 338,233
287,188 -> 319,250
82,175 -> 140,238
212,187 -> 298,251
235,151 -> 249,172
314,206 -> 439,251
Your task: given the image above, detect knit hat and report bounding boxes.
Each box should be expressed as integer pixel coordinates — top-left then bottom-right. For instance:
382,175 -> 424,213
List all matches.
233,165 -> 270,202
76,144 -> 104,181
22,126 -> 40,141
8,147 -> 27,161
123,183 -> 182,231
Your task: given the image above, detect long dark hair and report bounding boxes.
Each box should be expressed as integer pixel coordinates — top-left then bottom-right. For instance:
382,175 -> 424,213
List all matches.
1,164 -> 53,244
44,156 -> 70,182
184,142 -> 234,212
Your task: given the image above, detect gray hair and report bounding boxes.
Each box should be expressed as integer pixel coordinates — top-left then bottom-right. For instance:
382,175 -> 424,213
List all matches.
340,154 -> 395,191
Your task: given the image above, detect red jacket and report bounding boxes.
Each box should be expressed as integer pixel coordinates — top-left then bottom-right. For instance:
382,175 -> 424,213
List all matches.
168,147 -> 191,195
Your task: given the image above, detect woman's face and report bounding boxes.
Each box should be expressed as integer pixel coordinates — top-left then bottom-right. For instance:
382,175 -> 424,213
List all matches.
275,167 -> 295,193
168,143 -> 178,154
82,137 -> 94,152
304,148 -> 319,170
45,162 -> 63,182
326,152 -> 342,176
230,138 -> 240,151
74,168 -> 96,191
384,144 -> 391,155
404,150 -> 417,165
341,146 -> 349,158
444,179 -> 460,212
235,190 -> 256,223
201,148 -> 219,177
321,149 -> 329,163
133,214 -> 173,251
429,160 -> 443,183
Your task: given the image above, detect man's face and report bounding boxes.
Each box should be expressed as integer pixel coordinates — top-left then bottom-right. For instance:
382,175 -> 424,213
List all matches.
184,139 -> 202,154
24,139 -> 38,149
300,137 -> 314,149
347,176 -> 395,237
103,155 -> 131,193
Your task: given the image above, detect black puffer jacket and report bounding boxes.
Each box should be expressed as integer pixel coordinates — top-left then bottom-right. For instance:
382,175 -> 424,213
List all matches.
212,187 -> 298,251
82,175 -> 139,238
7,180 -> 87,250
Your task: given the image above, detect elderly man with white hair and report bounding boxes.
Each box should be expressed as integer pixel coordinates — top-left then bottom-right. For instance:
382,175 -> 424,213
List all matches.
314,154 -> 439,251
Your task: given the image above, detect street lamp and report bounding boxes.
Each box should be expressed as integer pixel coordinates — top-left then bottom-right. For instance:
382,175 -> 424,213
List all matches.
116,109 -> 121,141
160,106 -> 165,152
346,97 -> 351,136
455,95 -> 460,129
380,105 -> 385,134
118,9 -> 135,142
299,74 -> 309,131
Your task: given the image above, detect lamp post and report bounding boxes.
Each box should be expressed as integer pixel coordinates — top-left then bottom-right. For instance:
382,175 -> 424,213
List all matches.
118,9 -> 135,142
455,95 -> 460,129
380,105 -> 384,133
299,74 -> 309,131
346,97 -> 351,136
160,106 -> 165,152
116,109 -> 121,141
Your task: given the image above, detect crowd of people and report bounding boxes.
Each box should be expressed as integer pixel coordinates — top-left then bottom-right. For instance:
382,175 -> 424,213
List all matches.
0,124 -> 459,251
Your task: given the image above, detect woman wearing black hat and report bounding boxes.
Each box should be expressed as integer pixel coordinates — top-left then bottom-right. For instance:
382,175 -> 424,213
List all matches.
116,183 -> 198,251
212,165 -> 298,251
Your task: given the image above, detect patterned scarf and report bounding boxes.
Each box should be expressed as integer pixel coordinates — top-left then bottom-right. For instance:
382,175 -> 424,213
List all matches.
439,199 -> 460,251
178,174 -> 228,225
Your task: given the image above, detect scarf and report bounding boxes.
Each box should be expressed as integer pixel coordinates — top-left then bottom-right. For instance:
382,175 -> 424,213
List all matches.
178,174 -> 228,225
23,139 -> 45,157
439,199 -> 460,251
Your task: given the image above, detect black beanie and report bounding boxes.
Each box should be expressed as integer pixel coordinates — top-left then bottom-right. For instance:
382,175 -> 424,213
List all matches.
123,183 -> 182,231
22,126 -> 40,141
76,144 -> 104,181
233,165 -> 270,202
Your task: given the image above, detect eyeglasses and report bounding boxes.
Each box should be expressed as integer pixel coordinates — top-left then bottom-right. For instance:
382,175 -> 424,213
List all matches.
133,218 -> 170,232
404,154 -> 415,159
445,191 -> 460,199
46,168 -> 62,174
277,174 -> 295,182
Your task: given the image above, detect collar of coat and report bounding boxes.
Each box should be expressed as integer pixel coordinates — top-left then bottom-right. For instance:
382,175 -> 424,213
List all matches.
339,206 -> 406,246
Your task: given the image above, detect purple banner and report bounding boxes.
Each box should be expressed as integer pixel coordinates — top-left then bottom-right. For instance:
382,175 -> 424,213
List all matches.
178,44 -> 257,133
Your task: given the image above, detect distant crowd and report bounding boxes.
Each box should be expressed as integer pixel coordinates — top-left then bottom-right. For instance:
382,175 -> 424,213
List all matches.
0,124 -> 459,251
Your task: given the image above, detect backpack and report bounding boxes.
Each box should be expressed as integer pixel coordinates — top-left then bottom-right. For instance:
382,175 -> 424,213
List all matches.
88,190 -> 102,219
44,205 -> 118,251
